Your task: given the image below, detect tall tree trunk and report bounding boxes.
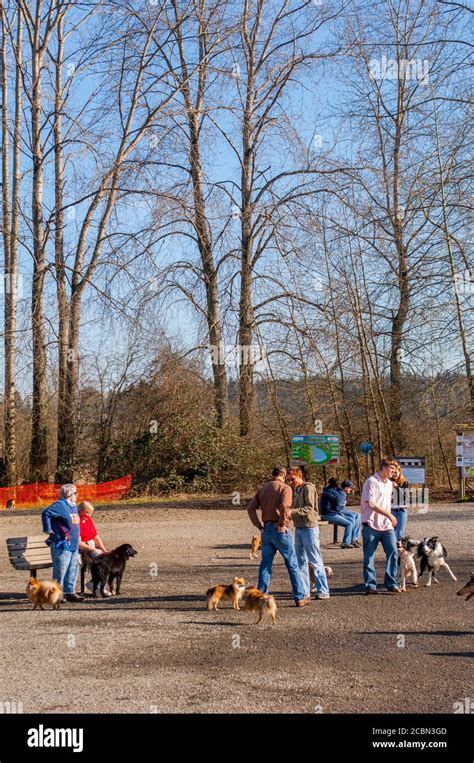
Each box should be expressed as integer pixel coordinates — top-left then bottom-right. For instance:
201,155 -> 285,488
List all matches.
388,84 -> 409,453
1,1 -> 14,485
4,7 -> 22,486
188,114 -> 228,428
171,0 -> 229,426
58,296 -> 80,483
389,244 -> 409,453
54,13 -> 70,482
239,76 -> 255,436
29,0 -> 49,481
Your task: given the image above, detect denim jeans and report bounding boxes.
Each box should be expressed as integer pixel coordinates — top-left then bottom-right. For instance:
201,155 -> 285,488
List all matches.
338,509 -> 361,542
393,508 -> 408,541
258,522 -> 307,601
51,545 -> 79,594
362,525 -> 398,590
294,526 -> 330,597
324,513 -> 354,545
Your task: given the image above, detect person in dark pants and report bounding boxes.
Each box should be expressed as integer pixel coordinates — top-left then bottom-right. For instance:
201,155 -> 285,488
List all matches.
42,484 -> 84,602
247,466 -> 309,607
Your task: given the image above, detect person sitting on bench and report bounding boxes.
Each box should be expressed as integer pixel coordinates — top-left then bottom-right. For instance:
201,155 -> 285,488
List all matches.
336,480 -> 362,548
320,477 -> 358,549
78,502 -> 110,594
78,502 -> 108,558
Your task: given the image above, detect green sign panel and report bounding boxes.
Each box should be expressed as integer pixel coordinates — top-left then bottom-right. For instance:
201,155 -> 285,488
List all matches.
291,435 -> 340,465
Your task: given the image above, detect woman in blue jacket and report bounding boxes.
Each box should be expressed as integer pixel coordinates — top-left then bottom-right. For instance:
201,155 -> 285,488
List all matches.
320,477 -> 357,548
41,484 -> 84,602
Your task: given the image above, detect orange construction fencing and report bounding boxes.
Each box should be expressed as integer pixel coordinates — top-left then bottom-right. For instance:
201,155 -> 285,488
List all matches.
0,474 -> 132,509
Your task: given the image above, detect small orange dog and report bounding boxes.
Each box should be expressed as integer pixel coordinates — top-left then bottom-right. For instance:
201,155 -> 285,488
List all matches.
250,534 -> 261,559
244,585 -> 277,624
26,577 -> 63,610
206,577 -> 246,610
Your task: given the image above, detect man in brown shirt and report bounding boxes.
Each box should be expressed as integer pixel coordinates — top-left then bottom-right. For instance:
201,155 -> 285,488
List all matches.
247,466 -> 310,607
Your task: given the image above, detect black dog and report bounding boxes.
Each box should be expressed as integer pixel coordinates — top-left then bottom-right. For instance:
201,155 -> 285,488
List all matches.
90,544 -> 138,597
79,551 -> 93,595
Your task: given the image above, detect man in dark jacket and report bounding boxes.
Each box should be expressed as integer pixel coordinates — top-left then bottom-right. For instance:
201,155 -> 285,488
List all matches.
42,484 -> 83,602
247,466 -> 309,607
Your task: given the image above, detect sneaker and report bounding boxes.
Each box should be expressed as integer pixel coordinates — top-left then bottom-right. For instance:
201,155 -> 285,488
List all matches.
296,597 -> 312,608
365,588 -> 378,595
315,595 -> 330,600
341,543 -> 352,549
352,541 -> 362,548
65,593 -> 85,602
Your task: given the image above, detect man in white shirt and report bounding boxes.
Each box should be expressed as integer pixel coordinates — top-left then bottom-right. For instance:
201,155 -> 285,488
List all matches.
361,458 -> 400,594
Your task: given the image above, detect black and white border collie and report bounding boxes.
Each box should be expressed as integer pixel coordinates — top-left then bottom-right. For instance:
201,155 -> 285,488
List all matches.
417,536 -> 457,587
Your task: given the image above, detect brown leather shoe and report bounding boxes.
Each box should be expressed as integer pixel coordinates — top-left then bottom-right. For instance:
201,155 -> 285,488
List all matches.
296,597 -> 311,608
65,593 -> 85,602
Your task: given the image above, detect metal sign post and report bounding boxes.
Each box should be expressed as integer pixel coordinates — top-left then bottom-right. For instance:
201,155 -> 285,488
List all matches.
360,442 -> 373,480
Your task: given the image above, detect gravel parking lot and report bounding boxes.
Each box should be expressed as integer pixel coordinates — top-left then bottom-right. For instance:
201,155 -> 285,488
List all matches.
0,502 -> 472,714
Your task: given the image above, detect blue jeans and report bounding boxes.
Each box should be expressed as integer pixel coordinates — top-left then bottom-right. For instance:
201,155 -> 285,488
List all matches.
362,525 -> 398,590
393,508 -> 408,540
324,512 -> 354,545
51,545 -> 79,594
339,509 -> 361,543
294,527 -> 330,597
258,523 -> 307,601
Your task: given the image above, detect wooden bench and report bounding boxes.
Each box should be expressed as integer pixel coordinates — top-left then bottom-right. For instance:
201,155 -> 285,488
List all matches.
6,535 -> 53,578
318,519 -> 339,544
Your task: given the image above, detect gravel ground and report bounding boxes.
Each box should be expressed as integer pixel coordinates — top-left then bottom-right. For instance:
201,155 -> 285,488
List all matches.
0,502 -> 472,714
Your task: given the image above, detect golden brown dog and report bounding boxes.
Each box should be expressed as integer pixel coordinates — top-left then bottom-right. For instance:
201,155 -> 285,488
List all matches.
244,585 -> 277,624
457,572 -> 474,601
206,577 -> 246,610
250,534 -> 261,559
26,577 -> 63,610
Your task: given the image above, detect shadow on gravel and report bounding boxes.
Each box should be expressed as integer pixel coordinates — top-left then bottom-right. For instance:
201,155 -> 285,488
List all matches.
209,556 -> 257,562
214,544 -> 252,550
0,592 -> 26,601
358,630 -> 473,637
429,652 -> 474,658
181,620 -> 243,627
325,585 -> 366,596
0,593 -> 208,613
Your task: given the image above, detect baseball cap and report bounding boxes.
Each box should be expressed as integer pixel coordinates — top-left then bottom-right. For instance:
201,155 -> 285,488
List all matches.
341,480 -> 354,488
